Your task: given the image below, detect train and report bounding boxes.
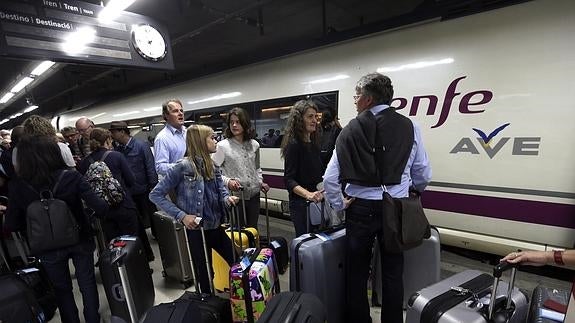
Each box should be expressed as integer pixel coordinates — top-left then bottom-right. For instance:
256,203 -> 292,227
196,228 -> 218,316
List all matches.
56,0 -> 575,257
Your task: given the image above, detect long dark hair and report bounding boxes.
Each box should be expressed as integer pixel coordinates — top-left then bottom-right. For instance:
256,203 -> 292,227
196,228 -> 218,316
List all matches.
224,107 -> 254,141
280,99 -> 320,158
16,135 -> 67,188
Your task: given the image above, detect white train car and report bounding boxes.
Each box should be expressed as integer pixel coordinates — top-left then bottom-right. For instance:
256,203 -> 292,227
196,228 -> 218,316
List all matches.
57,0 -> 575,256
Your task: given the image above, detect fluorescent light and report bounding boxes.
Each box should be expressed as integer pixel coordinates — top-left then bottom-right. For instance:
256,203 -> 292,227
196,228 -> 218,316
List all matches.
9,113 -> 23,119
377,58 -> 454,73
62,27 -> 96,54
23,105 -> 39,113
10,77 -> 34,93
303,74 -> 349,85
187,92 -> 242,105
262,106 -> 291,112
113,110 -> 140,117
0,119 -> 9,125
30,61 -> 55,76
0,92 -> 15,104
144,107 -> 160,112
99,0 -> 136,22
90,112 -> 107,119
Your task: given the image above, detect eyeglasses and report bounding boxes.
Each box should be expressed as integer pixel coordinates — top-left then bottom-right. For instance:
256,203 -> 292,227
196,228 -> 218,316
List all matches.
77,125 -> 92,133
353,94 -> 362,100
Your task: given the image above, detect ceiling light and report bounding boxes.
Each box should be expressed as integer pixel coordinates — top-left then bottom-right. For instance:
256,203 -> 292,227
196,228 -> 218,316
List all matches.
144,107 -> 160,112
0,92 -> 15,104
0,119 -> 9,125
113,110 -> 140,117
187,92 -> 242,105
10,77 -> 34,93
62,27 -> 96,54
23,105 -> 39,113
90,112 -> 107,119
303,74 -> 349,85
9,113 -> 23,119
377,58 -> 454,73
30,61 -> 55,76
99,0 -> 137,22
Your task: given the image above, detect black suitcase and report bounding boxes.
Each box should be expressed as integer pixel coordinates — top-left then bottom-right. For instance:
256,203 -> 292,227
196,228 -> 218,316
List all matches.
258,192 -> 288,274
527,285 -> 570,323
0,273 -> 46,323
181,221 -> 232,322
100,236 -> 155,323
142,297 -> 201,323
258,291 -> 327,323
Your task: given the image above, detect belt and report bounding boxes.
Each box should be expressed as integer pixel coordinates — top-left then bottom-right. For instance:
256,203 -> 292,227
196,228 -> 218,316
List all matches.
352,197 -> 383,207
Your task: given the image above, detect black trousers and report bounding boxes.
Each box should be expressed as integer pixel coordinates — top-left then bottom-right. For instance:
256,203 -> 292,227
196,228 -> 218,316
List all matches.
187,226 -> 234,294
345,198 -> 404,323
235,194 -> 260,229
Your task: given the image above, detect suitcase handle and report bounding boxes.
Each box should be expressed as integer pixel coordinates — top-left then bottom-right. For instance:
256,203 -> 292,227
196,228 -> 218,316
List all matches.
488,260 -> 518,320
111,283 -> 126,302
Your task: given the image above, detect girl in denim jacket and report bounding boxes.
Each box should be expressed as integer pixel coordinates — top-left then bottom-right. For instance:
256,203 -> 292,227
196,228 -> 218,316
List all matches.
150,124 -> 237,293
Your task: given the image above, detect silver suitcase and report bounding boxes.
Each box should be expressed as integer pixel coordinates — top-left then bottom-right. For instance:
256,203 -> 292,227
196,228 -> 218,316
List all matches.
152,211 -> 194,289
289,228 -> 346,323
406,262 -> 529,323
372,226 -> 441,307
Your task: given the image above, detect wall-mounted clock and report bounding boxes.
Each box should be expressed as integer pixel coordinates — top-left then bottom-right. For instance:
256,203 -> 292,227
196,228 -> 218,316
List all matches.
131,24 -> 167,61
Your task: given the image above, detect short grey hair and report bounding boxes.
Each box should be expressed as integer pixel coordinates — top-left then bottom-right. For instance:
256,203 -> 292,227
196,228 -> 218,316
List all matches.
355,73 -> 394,105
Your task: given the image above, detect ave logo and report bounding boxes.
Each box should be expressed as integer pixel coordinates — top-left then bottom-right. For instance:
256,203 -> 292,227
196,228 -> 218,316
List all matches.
449,123 -> 541,159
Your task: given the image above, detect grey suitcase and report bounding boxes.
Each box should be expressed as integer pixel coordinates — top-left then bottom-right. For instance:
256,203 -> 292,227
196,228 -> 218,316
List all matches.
406,262 -> 529,323
527,285 -> 570,323
372,226 -> 441,307
289,228 -> 346,323
152,211 -> 194,289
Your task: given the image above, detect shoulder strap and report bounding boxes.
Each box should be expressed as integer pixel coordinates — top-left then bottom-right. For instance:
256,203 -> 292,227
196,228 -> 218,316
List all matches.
52,170 -> 67,195
100,150 -> 112,162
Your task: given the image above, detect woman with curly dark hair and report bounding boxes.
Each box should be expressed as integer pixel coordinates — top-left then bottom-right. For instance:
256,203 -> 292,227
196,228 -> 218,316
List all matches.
280,99 -> 324,236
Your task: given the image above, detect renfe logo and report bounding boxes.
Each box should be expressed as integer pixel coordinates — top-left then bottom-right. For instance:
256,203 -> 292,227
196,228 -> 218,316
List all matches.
450,123 -> 541,159
390,76 -> 492,128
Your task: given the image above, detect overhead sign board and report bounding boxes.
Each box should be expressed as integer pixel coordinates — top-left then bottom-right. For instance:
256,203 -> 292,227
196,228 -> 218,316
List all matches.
0,0 -> 174,70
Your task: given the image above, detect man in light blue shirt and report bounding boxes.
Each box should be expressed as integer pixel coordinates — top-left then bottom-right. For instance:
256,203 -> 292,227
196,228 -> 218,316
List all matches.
154,99 -> 187,176
323,72 -> 431,323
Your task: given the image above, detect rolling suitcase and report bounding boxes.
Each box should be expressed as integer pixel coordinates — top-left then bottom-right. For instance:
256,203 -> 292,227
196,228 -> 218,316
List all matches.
289,227 -> 346,323
153,211 -> 194,288
229,247 -> 280,322
100,236 -> 155,323
0,274 -> 46,323
226,188 -> 259,255
527,285 -> 570,323
177,221 -> 232,322
406,262 -> 529,323
371,226 -> 441,307
258,291 -> 327,323
259,192 -> 288,274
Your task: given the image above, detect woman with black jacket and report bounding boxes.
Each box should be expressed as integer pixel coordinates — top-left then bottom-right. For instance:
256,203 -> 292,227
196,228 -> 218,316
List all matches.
5,135 -> 108,323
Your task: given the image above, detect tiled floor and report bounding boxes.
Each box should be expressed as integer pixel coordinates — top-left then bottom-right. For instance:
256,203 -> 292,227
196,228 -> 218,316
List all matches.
51,217 -> 572,323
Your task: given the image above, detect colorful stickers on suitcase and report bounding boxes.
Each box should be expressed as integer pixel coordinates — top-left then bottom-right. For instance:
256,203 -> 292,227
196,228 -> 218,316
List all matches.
230,248 -> 277,322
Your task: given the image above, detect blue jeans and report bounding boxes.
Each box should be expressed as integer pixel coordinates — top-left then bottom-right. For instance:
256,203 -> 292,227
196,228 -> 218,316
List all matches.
39,240 -> 100,323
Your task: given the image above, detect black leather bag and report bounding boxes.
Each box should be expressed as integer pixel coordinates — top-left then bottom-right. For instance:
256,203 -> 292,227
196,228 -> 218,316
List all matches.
381,190 -> 431,253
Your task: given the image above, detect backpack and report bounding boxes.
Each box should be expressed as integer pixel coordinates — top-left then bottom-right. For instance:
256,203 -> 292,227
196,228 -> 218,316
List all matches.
84,151 -> 125,206
26,171 -> 80,255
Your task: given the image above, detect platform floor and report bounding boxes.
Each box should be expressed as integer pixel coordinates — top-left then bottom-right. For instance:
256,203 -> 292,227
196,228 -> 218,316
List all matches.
52,216 -> 572,323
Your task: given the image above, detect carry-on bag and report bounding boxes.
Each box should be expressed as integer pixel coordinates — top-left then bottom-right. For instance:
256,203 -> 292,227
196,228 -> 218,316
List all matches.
527,285 -> 570,323
406,261 -> 529,323
257,291 -> 327,323
371,226 -> 441,307
142,297 -> 201,323
258,192 -> 288,274
100,236 -> 155,323
0,273 -> 46,323
153,211 -> 194,288
225,187 -> 259,255
289,227 -> 346,323
177,221 -> 232,322
229,247 -> 280,322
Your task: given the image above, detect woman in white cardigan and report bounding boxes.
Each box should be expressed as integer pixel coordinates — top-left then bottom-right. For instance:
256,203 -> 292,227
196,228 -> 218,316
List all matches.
212,108 -> 269,228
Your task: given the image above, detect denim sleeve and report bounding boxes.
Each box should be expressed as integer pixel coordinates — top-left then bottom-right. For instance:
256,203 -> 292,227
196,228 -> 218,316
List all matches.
149,163 -> 187,222
214,166 -> 230,205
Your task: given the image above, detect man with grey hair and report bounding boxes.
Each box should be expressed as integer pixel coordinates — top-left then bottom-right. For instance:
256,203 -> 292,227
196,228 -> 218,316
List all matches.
75,117 -> 94,159
323,72 -> 432,322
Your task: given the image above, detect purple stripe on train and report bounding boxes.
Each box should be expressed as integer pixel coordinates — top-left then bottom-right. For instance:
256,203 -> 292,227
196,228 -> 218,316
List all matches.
262,174 -> 575,229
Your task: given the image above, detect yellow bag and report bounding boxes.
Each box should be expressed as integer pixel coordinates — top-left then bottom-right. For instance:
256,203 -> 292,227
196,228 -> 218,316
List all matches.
212,250 -> 231,292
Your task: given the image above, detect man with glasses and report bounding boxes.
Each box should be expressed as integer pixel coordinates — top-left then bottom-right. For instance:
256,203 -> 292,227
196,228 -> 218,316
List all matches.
75,117 -> 94,159
323,72 -> 432,323
154,99 -> 186,176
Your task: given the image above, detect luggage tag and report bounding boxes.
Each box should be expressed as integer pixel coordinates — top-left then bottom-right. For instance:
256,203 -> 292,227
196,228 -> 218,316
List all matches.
19,267 -> 39,274
314,233 -> 331,242
239,247 -> 257,271
271,240 -> 281,249
118,235 -> 137,241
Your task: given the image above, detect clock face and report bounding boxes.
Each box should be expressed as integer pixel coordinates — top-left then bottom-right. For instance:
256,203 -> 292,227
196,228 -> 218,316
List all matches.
131,24 -> 167,61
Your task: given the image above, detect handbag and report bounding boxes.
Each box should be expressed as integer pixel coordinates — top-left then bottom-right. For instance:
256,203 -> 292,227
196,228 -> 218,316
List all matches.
381,188 -> 431,253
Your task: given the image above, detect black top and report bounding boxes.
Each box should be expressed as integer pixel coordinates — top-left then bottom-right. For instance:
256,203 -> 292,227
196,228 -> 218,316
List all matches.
77,148 -> 137,209
283,140 -> 323,199
5,170 -> 109,241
